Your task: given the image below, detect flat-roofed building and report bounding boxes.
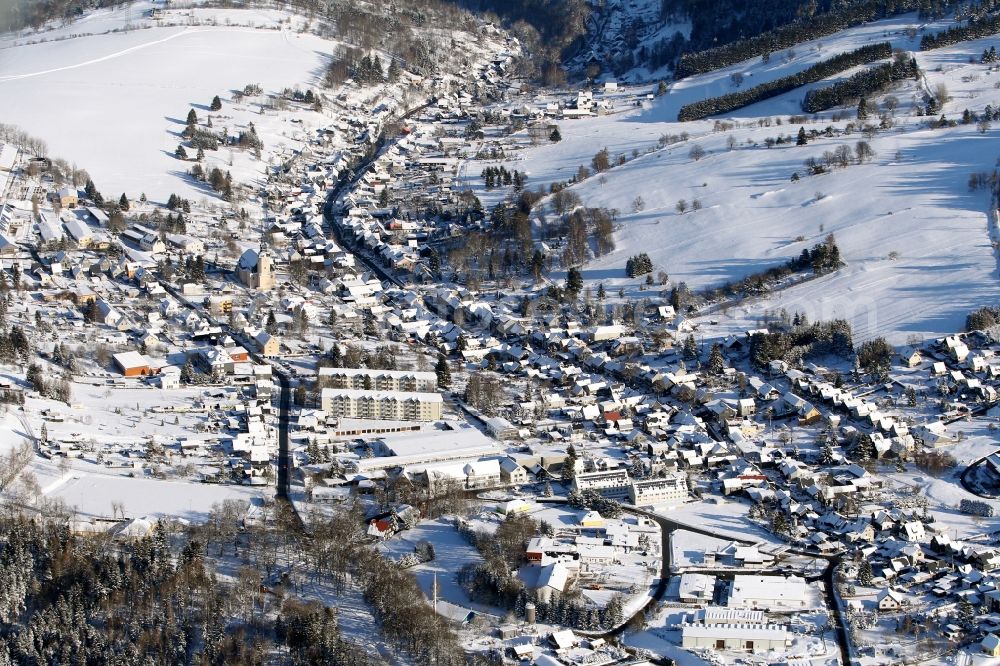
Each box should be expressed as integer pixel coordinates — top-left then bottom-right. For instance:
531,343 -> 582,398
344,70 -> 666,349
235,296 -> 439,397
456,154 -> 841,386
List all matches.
572,468 -> 631,499
318,367 -> 437,392
321,388 -> 442,422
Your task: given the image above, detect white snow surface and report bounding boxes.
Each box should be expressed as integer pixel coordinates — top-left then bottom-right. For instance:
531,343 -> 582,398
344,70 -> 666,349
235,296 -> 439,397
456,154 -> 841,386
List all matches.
0,6 -> 337,201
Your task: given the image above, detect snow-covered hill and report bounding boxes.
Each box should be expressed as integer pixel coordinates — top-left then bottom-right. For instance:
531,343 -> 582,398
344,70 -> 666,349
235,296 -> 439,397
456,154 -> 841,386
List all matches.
468,12 -> 1000,345
0,2 -> 505,203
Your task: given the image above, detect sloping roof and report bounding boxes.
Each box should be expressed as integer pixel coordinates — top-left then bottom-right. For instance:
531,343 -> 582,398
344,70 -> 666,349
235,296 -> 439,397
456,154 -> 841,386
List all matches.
238,248 -> 259,270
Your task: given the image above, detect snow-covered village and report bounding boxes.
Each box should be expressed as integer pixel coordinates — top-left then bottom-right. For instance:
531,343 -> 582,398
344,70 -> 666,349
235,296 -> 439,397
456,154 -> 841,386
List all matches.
5,0 -> 1000,664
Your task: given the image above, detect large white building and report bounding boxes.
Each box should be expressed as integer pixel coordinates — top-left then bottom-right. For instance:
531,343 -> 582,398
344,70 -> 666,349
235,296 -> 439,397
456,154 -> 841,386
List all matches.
628,474 -> 688,506
680,623 -> 789,653
572,469 -> 631,499
728,575 -> 809,610
321,388 -> 442,422
681,607 -> 789,652
318,367 -> 437,392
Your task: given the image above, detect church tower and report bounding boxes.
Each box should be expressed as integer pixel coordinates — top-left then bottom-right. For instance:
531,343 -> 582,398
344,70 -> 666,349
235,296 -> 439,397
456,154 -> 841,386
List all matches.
256,247 -> 274,291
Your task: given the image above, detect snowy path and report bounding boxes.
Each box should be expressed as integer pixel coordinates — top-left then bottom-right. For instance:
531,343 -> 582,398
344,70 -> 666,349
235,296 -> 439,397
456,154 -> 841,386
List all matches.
0,27 -> 194,82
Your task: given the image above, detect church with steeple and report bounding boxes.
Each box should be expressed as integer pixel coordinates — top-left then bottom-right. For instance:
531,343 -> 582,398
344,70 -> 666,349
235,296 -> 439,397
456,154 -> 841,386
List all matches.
236,246 -> 274,291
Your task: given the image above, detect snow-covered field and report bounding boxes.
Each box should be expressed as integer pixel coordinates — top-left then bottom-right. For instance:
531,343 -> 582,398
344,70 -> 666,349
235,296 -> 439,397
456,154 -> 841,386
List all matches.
0,5 -> 339,202
38,459 -> 266,521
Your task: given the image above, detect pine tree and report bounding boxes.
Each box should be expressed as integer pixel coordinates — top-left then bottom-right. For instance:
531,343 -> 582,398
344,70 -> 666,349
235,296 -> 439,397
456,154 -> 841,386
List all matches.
561,445 -> 577,485
771,511 -> 789,536
186,108 -> 198,125
958,596 -> 976,630
119,193 -> 129,211
266,310 -> 279,335
857,96 -> 869,120
210,95 -> 222,111
683,334 -> 698,361
797,126 -> 808,146
435,354 -> 451,389
550,127 -> 562,142
707,343 -> 724,374
565,267 -> 583,298
181,359 -> 195,384
175,144 -> 188,160
857,559 -> 873,586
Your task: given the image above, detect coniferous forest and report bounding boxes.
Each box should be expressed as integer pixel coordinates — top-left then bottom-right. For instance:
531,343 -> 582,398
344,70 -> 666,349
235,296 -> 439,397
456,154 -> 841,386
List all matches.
677,42 -> 893,121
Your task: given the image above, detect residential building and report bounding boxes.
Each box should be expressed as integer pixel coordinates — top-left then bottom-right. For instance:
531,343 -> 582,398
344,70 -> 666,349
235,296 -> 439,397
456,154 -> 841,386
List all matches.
628,474 -> 688,506
321,388 -> 443,421
572,468 -> 631,499
318,367 -> 437,392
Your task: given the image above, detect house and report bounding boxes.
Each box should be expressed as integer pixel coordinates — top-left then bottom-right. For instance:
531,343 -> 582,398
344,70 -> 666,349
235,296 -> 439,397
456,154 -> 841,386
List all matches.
536,563 -> 570,603
499,458 -> 529,485
629,474 -> 688,506
112,351 -> 156,377
916,421 -> 954,447
572,468 -> 631,499
579,510 -> 605,528
877,588 -> 904,611
901,348 -> 923,367
56,187 -> 78,208
317,367 -> 437,392
255,330 -> 280,357
159,371 -> 180,389
901,521 -> 926,542
498,498 -> 532,515
983,633 -> 1000,657
548,628 -> 577,650
321,388 -> 443,421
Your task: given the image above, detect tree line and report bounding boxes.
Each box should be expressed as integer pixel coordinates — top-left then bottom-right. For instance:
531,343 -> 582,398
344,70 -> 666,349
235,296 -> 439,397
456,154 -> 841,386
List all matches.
920,11 -> 1000,50
675,0 -> 945,79
802,52 -> 919,113
677,42 -> 893,121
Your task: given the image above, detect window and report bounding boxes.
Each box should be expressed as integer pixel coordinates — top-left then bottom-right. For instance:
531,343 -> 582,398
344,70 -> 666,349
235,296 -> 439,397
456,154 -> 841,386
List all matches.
716,640 -> 725,649
745,641 -> 753,651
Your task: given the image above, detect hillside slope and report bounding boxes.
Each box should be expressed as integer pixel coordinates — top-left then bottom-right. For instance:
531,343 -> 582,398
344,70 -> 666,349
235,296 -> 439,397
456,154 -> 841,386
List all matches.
464,13 -> 1000,344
